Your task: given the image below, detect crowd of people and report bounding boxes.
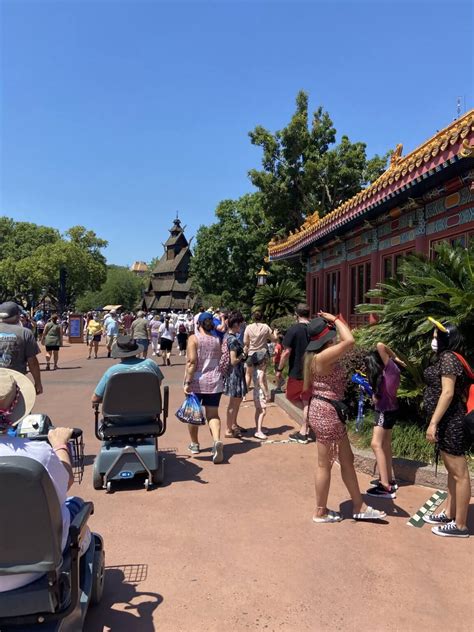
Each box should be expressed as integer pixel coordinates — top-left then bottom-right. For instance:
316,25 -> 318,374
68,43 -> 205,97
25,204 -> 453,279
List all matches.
83,308 -> 194,364
0,299 -> 472,539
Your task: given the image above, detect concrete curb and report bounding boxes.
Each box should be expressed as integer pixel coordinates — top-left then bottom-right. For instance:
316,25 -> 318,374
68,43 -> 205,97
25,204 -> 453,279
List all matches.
272,391 -> 474,495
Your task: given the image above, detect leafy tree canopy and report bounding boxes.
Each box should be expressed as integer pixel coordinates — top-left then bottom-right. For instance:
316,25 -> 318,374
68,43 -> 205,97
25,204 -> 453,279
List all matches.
248,90 -> 390,234
190,193 -> 305,312
66,225 -> 108,266
0,217 -> 60,260
0,218 -> 107,306
190,194 -> 270,310
76,265 -> 144,312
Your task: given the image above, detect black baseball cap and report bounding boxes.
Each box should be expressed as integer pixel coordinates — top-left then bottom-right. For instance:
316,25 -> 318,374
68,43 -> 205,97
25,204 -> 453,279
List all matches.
0,302 -> 21,321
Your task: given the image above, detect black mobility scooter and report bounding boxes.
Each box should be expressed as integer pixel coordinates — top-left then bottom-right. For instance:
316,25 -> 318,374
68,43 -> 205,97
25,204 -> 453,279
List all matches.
93,371 -> 169,492
0,420 -> 105,632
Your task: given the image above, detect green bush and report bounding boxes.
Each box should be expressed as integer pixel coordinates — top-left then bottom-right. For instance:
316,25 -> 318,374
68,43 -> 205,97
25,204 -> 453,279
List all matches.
271,315 -> 296,335
339,346 -> 370,417
348,414 -> 436,464
356,241 -> 474,403
253,280 -> 304,322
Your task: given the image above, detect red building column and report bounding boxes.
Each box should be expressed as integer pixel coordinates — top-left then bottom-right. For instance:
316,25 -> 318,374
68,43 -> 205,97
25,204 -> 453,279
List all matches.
339,261 -> 349,317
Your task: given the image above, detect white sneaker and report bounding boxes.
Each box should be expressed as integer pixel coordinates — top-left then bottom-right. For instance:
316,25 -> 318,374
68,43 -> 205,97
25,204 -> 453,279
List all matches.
212,441 -> 224,464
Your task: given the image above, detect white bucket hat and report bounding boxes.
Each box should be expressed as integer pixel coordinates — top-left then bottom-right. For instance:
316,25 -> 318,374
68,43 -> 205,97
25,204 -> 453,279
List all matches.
0,369 -> 36,429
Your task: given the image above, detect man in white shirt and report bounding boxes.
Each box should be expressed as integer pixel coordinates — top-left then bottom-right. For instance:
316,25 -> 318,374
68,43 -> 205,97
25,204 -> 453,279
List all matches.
0,368 -> 88,593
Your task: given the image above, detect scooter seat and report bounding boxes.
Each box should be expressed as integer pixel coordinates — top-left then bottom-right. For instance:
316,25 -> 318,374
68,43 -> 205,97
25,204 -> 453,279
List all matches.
0,571 -> 70,617
100,422 -> 162,438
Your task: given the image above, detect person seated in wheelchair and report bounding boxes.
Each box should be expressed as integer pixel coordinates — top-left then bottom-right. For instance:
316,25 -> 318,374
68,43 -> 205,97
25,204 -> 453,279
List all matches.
91,335 -> 164,407
0,367 -> 91,593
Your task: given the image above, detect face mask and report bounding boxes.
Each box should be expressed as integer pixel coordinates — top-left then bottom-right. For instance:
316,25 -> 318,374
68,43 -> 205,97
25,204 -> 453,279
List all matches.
431,338 -> 438,352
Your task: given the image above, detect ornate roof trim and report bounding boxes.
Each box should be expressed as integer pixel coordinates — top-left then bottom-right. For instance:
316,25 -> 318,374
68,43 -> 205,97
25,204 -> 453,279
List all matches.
268,109 -> 474,260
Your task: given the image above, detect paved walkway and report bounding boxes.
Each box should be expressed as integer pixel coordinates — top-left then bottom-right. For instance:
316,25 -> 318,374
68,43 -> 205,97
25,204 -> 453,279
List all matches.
31,342 -> 473,631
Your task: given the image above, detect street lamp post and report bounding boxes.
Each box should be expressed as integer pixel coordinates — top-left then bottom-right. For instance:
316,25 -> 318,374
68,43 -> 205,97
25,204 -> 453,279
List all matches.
27,290 -> 35,317
256,267 -> 269,286
41,287 -> 47,317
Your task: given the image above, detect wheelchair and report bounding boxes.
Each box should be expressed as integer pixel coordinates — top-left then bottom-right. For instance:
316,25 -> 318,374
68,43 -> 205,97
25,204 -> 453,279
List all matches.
0,419 -> 105,631
92,371 -> 169,492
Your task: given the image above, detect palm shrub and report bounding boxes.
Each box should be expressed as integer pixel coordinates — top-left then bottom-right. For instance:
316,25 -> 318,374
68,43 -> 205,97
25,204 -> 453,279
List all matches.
356,240 -> 474,402
253,280 -> 304,322
270,315 -> 296,336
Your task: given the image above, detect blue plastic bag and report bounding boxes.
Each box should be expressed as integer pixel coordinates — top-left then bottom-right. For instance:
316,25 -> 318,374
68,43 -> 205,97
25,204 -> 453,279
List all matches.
175,393 -> 206,425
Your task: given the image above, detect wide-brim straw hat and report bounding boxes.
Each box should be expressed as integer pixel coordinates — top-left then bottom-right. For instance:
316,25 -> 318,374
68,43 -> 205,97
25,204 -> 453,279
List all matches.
0,369 -> 36,427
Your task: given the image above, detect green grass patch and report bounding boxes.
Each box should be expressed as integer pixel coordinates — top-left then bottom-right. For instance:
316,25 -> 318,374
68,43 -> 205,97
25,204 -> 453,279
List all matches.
349,413 -> 435,464
348,413 -> 474,468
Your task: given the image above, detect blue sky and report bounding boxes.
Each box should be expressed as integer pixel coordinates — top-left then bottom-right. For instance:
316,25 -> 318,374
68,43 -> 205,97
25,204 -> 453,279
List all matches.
1,0 -> 472,266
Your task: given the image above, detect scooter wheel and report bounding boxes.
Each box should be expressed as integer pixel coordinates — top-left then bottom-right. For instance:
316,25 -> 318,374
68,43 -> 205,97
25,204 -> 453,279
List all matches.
106,481 -> 112,493
93,467 -> 104,491
152,458 -> 165,485
90,548 -> 105,605
144,478 -> 151,491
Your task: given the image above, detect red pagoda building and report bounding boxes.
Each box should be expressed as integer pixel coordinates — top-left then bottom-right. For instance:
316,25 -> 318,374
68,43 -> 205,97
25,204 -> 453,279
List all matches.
268,110 -> 474,327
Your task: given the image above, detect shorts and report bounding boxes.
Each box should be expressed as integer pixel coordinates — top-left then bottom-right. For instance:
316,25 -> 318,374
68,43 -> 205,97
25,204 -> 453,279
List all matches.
160,338 -> 173,352
45,345 -> 60,352
135,338 -> 149,351
106,335 -> 117,347
92,334 -> 102,342
245,350 -> 269,366
194,392 -> 222,408
374,410 -> 397,430
254,391 -> 267,410
286,377 -> 311,404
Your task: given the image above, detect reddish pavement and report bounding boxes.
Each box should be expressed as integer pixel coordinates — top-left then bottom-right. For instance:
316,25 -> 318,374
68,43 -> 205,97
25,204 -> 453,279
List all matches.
30,342 -> 473,631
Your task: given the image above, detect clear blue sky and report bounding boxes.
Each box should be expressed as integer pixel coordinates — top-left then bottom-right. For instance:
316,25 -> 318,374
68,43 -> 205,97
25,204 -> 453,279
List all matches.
1,0 -> 472,266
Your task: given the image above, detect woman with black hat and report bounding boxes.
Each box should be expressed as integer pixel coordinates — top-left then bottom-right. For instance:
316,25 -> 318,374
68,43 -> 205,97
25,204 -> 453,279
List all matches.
303,312 -> 386,524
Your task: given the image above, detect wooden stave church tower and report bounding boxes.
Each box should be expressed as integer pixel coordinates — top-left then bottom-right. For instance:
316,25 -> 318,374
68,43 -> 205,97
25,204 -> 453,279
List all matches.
142,217 -> 195,312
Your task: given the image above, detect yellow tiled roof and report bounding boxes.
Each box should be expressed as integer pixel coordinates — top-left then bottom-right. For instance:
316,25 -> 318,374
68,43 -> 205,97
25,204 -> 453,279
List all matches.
269,109 -> 474,258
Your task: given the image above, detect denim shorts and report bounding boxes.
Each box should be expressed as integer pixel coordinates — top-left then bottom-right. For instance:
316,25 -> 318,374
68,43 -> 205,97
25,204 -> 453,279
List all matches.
135,338 -> 149,350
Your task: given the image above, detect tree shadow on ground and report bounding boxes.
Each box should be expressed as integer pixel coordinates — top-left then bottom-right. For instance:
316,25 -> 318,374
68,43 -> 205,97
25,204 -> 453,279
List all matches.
85,566 -> 162,632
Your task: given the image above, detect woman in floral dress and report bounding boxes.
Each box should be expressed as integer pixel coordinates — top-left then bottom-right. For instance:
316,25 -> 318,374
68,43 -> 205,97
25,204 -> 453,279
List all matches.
304,312 -> 386,524
423,320 -> 471,538
223,311 -> 248,438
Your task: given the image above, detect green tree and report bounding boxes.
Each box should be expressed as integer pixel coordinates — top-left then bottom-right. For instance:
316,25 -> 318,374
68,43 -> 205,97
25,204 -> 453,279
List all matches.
65,225 -> 108,266
0,218 -> 60,261
76,265 -> 144,312
248,90 -> 389,234
0,218 -> 107,305
190,193 -> 272,310
253,280 -> 304,322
